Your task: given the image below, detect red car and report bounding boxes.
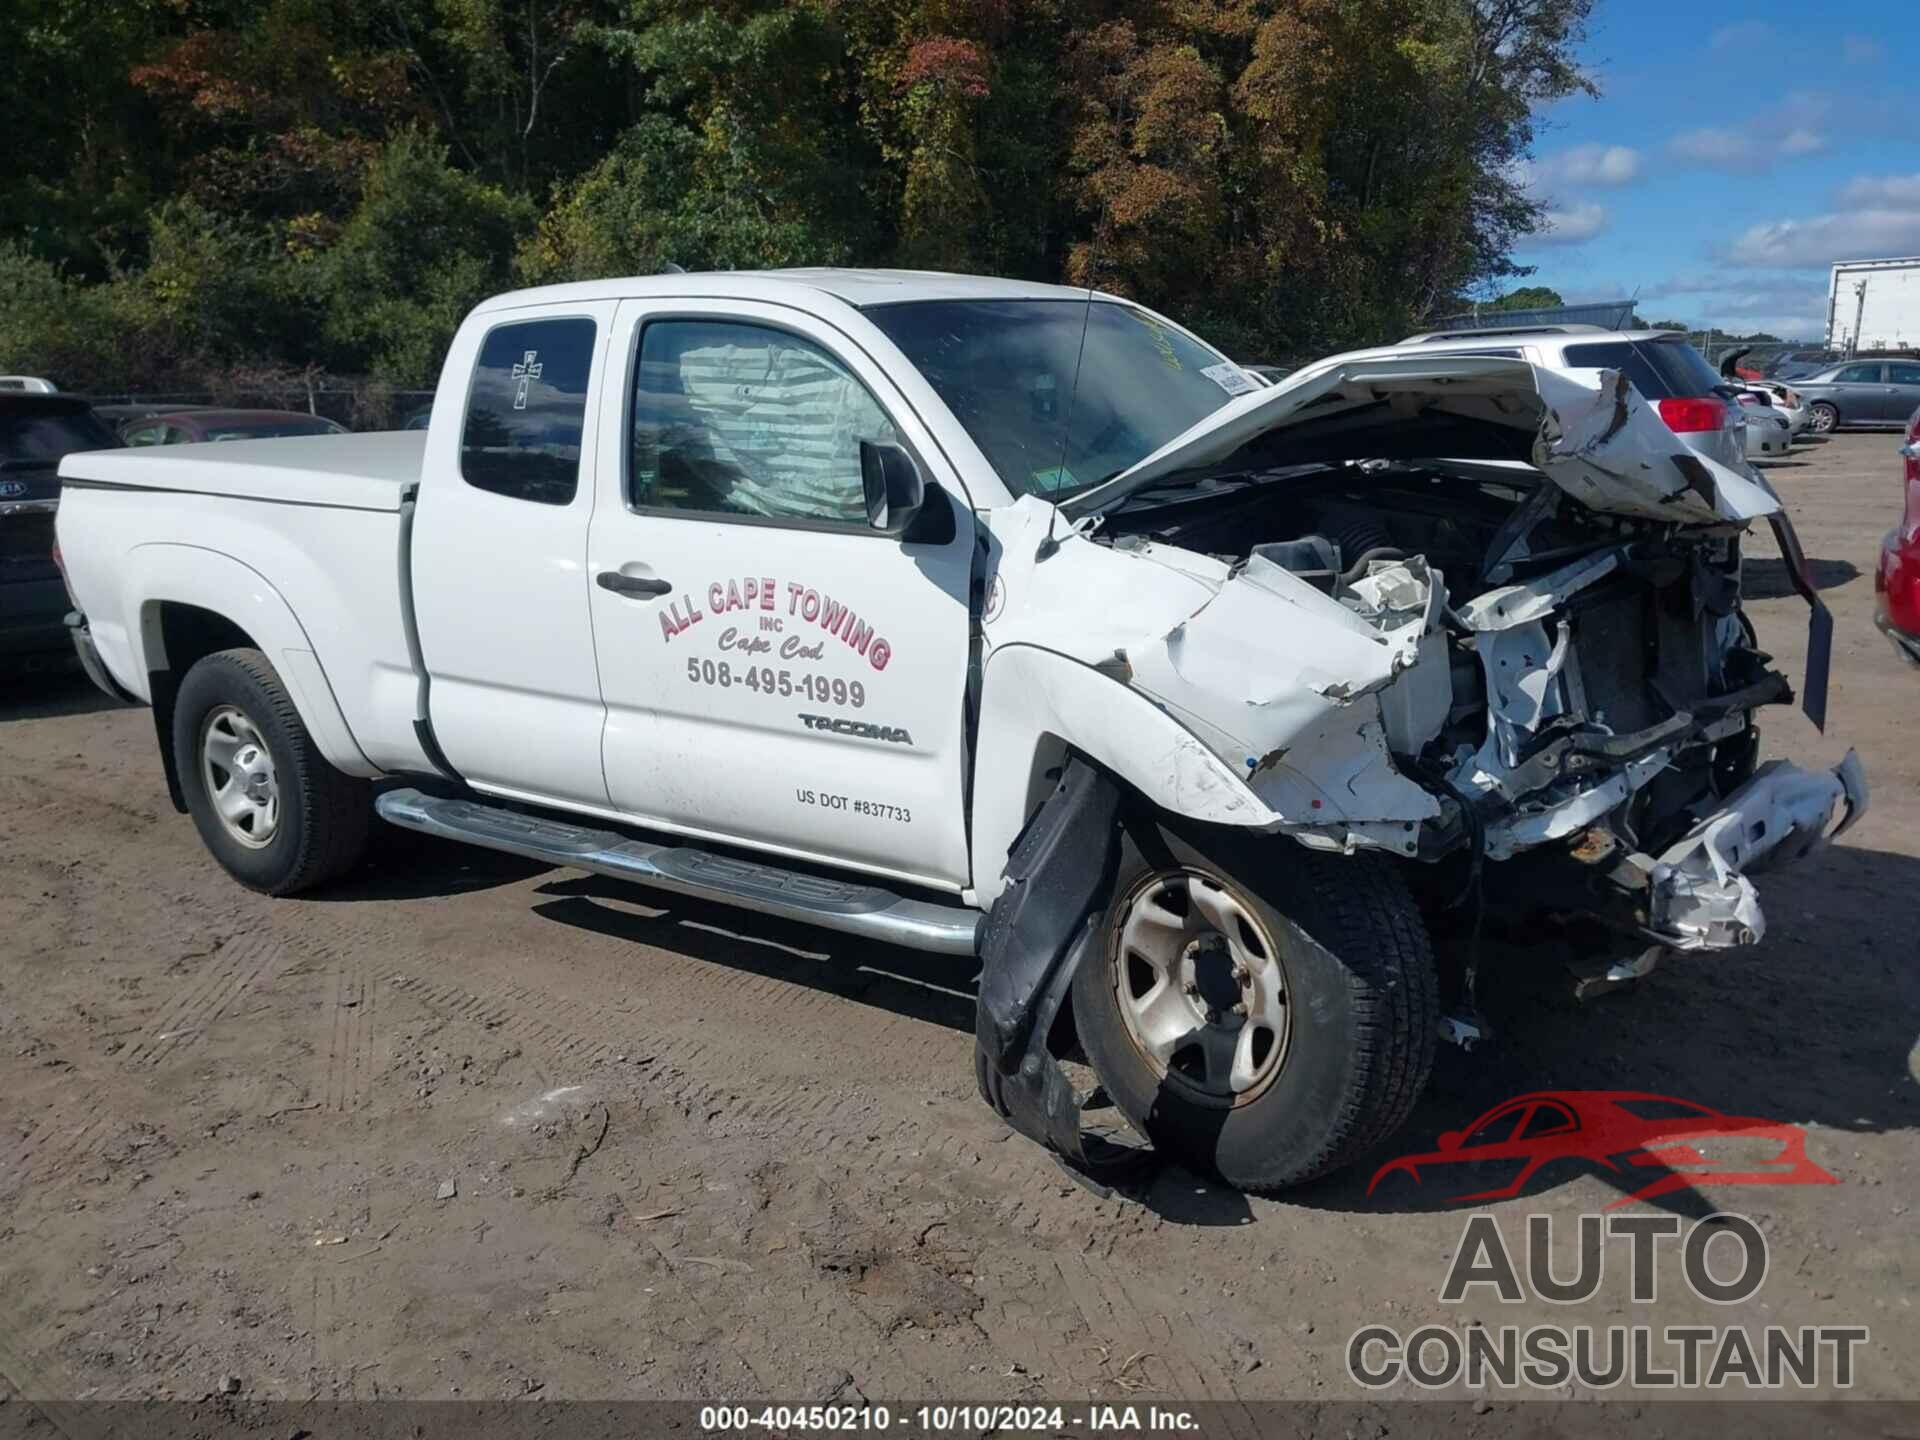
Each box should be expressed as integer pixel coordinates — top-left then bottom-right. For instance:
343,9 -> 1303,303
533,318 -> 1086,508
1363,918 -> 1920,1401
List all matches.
1368,1090 -> 1837,1208
1877,403 -> 1920,665
117,408 -> 347,446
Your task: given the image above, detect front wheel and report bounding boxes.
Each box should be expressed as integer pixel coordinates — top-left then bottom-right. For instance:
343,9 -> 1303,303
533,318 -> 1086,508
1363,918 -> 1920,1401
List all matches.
172,648 -> 370,895
1809,401 -> 1839,434
1072,819 -> 1437,1192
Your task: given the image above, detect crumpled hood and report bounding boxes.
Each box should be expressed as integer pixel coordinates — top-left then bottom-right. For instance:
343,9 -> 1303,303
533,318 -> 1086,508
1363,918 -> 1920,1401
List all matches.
1065,353 -> 1779,527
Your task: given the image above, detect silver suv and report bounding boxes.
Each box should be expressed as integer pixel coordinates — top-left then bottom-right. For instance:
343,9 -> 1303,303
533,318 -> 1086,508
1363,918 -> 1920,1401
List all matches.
1355,324 -> 1750,472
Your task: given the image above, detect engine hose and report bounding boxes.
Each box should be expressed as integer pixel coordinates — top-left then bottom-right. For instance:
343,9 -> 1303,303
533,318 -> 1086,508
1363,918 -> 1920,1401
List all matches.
1339,546 -> 1409,586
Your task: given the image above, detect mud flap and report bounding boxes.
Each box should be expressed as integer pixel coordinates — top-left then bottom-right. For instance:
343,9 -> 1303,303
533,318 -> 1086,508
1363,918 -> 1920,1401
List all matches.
973,757 -> 1156,1184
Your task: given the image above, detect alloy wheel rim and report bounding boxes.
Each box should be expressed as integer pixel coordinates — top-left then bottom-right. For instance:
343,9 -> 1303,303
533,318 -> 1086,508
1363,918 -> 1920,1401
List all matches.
200,705 -> 280,849
1109,869 -> 1291,1104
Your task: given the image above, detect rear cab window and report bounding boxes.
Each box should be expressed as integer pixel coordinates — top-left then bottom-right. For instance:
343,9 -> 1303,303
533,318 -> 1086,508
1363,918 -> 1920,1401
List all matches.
461,316 -> 598,505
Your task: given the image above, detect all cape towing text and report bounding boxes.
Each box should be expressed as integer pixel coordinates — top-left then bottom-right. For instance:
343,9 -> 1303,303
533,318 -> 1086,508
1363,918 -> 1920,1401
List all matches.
657,575 -> 897,671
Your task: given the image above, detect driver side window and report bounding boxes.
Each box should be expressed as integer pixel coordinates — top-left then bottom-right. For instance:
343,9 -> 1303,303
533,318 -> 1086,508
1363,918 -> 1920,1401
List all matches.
630,319 -> 899,527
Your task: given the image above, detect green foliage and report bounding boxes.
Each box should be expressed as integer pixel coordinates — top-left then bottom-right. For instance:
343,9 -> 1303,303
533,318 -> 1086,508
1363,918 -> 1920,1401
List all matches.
0,0 -> 1598,387
316,129 -> 535,381
1487,286 -> 1567,311
0,244 -> 126,389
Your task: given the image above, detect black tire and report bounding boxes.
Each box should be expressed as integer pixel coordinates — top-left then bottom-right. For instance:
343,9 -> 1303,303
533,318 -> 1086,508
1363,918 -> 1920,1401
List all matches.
171,647 -> 370,895
1072,816 -> 1437,1192
1809,401 -> 1839,434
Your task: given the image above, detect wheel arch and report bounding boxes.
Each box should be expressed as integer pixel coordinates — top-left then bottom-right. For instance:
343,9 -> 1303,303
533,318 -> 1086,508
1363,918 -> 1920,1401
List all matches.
970,643 -> 1275,907
126,545 -> 376,810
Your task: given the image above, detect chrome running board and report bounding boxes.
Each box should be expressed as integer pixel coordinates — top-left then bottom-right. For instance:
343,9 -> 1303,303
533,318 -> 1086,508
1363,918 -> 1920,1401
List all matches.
374,787 -> 983,956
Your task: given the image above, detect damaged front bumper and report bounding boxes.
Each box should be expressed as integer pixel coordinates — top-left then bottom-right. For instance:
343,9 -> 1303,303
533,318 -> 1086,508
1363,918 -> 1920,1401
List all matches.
1637,751 -> 1867,950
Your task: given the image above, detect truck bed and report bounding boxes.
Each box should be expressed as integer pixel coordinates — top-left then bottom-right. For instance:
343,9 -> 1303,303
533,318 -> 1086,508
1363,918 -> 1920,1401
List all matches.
59,431 -> 423,511
56,431 -> 431,777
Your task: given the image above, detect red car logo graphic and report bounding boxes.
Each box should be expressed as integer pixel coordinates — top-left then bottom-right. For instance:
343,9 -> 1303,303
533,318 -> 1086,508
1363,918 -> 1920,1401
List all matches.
1369,1091 -> 1838,1208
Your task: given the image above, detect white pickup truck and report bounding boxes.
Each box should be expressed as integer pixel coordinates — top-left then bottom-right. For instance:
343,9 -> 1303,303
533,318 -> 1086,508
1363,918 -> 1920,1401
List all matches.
56,269 -> 1865,1191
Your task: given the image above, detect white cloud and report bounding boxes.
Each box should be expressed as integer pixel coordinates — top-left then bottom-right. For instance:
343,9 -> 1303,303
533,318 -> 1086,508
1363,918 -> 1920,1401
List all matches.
1839,173 -> 1920,208
1670,126 -> 1825,173
1531,202 -> 1609,246
1626,276 -> 1829,340
1728,210 -> 1920,267
1667,92 -> 1839,174
1529,143 -> 1642,188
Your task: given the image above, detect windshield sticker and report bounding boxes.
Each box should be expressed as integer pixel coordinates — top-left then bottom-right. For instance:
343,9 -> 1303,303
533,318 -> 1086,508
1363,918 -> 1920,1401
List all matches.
1129,311 -> 1183,371
1028,465 -> 1076,493
510,350 -> 542,410
1202,362 -> 1258,396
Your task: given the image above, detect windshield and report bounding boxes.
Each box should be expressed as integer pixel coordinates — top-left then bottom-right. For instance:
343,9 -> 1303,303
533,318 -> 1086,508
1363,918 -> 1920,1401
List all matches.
864,299 -> 1248,499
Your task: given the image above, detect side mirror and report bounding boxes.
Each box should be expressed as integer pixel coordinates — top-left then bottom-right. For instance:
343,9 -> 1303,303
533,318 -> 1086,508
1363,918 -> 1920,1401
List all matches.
860,439 -> 925,536
1437,1130 -> 1463,1152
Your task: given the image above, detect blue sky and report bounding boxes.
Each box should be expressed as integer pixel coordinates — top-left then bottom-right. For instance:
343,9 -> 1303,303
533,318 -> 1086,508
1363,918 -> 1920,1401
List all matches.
1502,0 -> 1919,338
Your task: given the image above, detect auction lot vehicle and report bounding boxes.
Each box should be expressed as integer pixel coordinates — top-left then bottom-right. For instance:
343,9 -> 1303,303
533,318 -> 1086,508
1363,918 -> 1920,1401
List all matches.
3,393 -> 120,665
1794,360 -> 1920,434
1739,395 -> 1792,458
1877,404 -> 1920,665
56,270 -> 1867,1191
1383,324 -> 1752,473
118,408 -> 350,445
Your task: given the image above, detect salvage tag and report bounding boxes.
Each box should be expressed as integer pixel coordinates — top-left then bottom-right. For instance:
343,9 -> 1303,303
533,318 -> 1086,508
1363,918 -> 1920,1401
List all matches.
1202,362 -> 1259,396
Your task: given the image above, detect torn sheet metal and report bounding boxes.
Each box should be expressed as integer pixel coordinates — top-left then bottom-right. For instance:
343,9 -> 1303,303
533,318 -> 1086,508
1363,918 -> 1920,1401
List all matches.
1124,553 -> 1449,832
1077,353 -> 1781,530
1529,367 -> 1778,525
1455,546 -> 1626,633
1646,752 -> 1867,950
1482,749 -> 1672,862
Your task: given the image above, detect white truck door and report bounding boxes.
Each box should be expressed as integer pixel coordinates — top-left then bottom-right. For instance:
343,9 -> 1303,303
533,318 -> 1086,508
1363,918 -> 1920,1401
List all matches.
413,302 -> 618,807
587,299 -> 976,892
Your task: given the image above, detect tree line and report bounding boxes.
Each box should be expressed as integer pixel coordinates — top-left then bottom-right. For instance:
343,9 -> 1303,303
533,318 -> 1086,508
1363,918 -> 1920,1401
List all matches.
1,0 -> 1596,402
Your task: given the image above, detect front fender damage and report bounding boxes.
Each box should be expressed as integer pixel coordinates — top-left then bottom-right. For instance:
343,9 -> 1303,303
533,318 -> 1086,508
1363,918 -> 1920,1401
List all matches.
973,755 -> 1153,1185
1125,548 -> 1450,857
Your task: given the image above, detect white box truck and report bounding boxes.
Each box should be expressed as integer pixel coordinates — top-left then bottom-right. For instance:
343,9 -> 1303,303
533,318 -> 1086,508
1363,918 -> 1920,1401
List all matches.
1828,257 -> 1920,351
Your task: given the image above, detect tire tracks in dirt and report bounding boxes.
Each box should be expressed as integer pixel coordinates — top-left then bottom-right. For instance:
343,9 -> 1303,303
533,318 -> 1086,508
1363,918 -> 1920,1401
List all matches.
117,931 -> 290,1070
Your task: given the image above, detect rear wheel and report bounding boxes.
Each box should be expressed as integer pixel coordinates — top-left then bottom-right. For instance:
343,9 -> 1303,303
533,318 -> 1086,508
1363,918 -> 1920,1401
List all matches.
172,648 -> 370,895
1809,401 -> 1839,434
1072,817 -> 1437,1192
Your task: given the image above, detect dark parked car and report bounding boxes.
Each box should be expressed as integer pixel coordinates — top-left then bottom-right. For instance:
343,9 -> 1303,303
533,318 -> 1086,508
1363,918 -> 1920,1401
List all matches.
1794,360 -> 1920,434
1877,402 -> 1920,665
118,408 -> 348,445
1,394 -> 120,666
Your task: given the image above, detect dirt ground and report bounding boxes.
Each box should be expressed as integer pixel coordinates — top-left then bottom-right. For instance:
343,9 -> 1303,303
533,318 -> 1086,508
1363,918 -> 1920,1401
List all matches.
1,431 -> 1916,1421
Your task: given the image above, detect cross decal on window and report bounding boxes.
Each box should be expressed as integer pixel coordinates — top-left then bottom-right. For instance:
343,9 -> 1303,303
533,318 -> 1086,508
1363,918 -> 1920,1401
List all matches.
511,350 -> 543,410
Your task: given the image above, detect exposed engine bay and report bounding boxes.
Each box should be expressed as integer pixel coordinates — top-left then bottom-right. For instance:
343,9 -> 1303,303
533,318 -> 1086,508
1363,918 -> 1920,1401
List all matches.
1084,453 -> 1862,966
1102,459 -> 1769,848
977,358 -> 1864,984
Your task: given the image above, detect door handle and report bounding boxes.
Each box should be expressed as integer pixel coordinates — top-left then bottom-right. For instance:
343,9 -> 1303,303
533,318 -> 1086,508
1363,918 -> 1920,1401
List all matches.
597,571 -> 672,598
